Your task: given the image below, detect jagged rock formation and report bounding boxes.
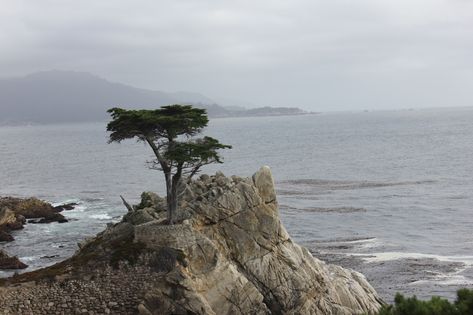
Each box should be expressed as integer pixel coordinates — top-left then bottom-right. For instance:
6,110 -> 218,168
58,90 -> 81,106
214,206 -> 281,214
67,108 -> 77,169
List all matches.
133,167 -> 382,314
0,167 -> 382,314
0,197 -> 74,232
0,250 -> 27,270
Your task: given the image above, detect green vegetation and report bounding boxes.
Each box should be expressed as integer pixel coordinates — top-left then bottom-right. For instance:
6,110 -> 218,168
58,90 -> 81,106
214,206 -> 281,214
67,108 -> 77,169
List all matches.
377,289 -> 473,315
107,105 -> 231,224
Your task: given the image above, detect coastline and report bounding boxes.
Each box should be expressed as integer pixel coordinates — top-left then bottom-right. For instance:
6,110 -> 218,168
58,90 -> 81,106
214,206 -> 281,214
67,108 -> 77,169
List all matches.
0,168 -> 383,314
1,111 -> 473,301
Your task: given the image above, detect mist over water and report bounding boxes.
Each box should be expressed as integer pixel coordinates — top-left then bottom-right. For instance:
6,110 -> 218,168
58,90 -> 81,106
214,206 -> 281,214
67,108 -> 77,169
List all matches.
1,108 -> 473,300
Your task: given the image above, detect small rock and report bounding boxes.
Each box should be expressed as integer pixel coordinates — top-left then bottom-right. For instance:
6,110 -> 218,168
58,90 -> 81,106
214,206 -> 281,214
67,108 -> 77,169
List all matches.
0,230 -> 14,242
0,250 -> 28,269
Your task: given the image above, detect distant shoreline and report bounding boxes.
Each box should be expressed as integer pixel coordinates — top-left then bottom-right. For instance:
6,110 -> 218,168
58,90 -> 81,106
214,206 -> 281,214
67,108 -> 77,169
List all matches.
0,111 -> 319,127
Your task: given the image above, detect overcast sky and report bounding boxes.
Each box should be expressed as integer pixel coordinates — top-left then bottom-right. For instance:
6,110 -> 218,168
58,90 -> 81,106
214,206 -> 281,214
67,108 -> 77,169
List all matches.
1,0 -> 473,111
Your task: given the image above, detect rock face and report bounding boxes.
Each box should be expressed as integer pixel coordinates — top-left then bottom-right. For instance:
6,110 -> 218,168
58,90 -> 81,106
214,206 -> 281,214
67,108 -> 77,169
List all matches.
0,167 -> 382,314
0,250 -> 28,270
0,197 -> 71,236
0,197 -> 69,223
133,166 -> 382,314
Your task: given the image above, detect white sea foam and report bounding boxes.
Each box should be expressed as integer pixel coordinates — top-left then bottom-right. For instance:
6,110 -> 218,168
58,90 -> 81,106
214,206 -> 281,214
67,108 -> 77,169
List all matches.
20,256 -> 40,262
89,213 -> 112,220
358,239 -> 383,249
68,204 -> 87,212
344,237 -> 377,244
358,252 -> 473,265
411,275 -> 473,286
51,199 -> 80,207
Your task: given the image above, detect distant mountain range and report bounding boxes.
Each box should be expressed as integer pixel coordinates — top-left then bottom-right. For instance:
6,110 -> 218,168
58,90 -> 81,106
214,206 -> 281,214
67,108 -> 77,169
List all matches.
0,71 -> 309,125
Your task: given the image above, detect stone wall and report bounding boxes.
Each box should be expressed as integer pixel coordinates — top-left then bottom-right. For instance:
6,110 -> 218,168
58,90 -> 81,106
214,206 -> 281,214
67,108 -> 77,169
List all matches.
0,264 -> 160,315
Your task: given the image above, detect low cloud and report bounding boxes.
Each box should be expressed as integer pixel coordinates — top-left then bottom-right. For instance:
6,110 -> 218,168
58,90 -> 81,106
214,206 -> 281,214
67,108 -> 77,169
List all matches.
1,0 -> 473,110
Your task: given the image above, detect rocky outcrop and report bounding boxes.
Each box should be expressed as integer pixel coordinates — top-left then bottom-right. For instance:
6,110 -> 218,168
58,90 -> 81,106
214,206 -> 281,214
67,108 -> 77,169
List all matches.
0,197 -> 70,224
134,166 -> 382,314
0,208 -> 20,242
0,197 -> 76,270
0,250 -> 27,270
0,203 -> 26,245
0,167 -> 382,314
0,197 -> 74,242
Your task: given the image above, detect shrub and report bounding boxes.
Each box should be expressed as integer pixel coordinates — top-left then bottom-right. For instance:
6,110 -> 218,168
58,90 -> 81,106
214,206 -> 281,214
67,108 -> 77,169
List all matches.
376,289 -> 473,315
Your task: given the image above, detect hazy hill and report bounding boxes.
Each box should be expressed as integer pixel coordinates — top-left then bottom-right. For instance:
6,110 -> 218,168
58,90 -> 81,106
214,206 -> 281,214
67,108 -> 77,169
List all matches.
0,71 -> 198,124
0,71 -> 308,124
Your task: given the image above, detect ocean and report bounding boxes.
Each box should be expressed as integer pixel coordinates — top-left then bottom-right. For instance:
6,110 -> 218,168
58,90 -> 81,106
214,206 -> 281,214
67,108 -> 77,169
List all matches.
1,107 -> 473,301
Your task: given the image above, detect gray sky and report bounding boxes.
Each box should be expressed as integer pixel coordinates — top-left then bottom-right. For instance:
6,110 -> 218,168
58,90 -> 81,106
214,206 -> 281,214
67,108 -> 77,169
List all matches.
1,0 -> 473,111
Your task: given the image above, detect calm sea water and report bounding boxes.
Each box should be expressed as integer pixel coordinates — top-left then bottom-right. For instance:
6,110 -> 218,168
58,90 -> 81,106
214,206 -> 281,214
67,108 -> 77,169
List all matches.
1,108 -> 473,300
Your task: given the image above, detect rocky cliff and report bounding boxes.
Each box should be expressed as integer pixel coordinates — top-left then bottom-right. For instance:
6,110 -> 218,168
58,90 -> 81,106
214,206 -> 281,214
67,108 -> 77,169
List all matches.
0,167 -> 382,314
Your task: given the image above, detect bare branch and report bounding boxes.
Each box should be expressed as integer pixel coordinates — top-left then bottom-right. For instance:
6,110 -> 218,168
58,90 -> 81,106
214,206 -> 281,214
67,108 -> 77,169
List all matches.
120,195 -> 134,212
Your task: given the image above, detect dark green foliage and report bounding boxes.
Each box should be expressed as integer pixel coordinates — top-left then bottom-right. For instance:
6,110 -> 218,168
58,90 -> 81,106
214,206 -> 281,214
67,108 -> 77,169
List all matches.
106,105 -> 230,176
376,289 -> 473,315
455,289 -> 473,314
163,136 -> 231,176
107,105 -> 208,143
107,104 -> 231,223
136,192 -> 163,210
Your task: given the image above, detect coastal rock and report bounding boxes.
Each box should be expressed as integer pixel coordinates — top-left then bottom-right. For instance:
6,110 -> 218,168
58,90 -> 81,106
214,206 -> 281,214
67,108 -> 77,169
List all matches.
0,196 -> 74,271
54,202 -> 78,212
0,208 -> 16,226
252,165 -> 277,203
0,167 -> 382,314
0,208 -> 23,242
135,192 -> 166,212
0,196 -> 69,224
134,166 -> 382,314
0,250 -> 28,269
11,198 -> 65,222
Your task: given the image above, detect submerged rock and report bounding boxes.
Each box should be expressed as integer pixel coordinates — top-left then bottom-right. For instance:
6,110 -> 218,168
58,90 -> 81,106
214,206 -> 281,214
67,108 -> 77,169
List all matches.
0,167 -> 382,314
53,202 -> 78,212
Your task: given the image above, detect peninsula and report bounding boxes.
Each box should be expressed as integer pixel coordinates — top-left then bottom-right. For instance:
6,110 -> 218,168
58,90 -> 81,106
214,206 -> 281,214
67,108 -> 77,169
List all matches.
0,167 -> 382,314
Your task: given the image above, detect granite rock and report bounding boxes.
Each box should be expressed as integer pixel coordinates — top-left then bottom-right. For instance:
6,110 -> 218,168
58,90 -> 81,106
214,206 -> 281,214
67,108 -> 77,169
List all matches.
0,250 -> 28,269
0,167 -> 383,314
135,167 -> 383,314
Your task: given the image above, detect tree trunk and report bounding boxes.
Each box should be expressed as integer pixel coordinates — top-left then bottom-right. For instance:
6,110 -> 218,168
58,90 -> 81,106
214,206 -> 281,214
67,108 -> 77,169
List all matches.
169,182 -> 178,225
165,172 -> 174,224
167,164 -> 183,225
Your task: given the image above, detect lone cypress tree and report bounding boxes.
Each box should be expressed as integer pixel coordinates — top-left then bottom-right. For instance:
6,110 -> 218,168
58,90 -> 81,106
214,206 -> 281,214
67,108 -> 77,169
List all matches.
107,105 -> 231,224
